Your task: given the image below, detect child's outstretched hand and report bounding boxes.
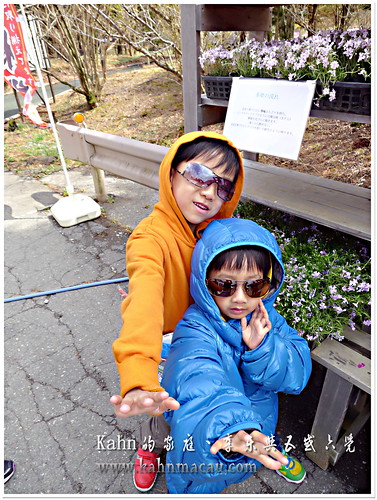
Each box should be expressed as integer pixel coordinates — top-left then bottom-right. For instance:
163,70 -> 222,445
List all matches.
110,388 -> 180,417
241,300 -> 271,350
210,429 -> 288,470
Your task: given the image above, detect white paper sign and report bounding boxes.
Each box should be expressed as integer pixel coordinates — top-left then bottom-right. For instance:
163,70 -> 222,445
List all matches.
223,78 -> 316,160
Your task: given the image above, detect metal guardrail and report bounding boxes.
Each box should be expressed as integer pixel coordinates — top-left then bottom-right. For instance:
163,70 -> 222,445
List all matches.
56,120 -> 168,200
56,120 -> 370,240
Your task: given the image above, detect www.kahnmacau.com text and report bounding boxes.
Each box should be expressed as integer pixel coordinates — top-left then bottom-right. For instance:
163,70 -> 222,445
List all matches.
97,458 -> 256,475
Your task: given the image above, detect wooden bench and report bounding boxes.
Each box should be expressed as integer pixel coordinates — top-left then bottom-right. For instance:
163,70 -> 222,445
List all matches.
306,326 -> 371,470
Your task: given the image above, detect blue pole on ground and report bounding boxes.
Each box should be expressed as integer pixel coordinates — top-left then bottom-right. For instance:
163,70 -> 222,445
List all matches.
4,277 -> 129,303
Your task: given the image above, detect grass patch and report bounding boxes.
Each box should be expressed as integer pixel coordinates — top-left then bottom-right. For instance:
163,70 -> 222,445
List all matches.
5,123 -> 56,156
4,122 -> 78,178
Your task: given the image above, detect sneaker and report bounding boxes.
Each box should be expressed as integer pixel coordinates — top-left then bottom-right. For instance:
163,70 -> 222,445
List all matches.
4,460 -> 15,484
276,450 -> 306,484
133,447 -> 159,492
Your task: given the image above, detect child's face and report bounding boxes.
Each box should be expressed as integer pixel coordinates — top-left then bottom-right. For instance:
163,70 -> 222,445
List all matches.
207,264 -> 264,320
171,154 -> 234,231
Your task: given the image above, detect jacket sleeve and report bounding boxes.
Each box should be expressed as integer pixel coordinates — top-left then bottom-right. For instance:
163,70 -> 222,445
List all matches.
240,307 -> 312,394
112,231 -> 165,396
162,320 -> 263,472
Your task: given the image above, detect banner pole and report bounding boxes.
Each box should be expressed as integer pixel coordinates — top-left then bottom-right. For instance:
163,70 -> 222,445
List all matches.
19,4 -> 74,195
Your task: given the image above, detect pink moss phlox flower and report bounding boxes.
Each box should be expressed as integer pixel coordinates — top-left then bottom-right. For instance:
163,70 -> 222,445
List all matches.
358,282 -> 371,292
331,294 -> 343,300
333,305 -> 346,314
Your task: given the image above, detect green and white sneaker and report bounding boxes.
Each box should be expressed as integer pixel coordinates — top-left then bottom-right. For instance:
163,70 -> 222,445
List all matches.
276,450 -> 306,484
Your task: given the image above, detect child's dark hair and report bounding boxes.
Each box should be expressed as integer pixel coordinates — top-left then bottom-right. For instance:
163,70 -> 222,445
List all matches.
207,245 -> 271,278
171,137 -> 241,182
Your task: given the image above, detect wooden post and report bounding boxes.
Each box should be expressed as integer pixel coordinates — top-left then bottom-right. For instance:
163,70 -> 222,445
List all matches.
12,88 -> 24,121
180,5 -> 272,133
243,151 -> 259,162
307,330 -> 371,469
180,5 -> 201,132
305,370 -> 353,470
46,73 -> 56,103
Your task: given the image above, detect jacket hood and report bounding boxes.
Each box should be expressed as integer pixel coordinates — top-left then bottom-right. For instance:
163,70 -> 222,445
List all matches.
190,218 -> 284,347
155,131 -> 244,241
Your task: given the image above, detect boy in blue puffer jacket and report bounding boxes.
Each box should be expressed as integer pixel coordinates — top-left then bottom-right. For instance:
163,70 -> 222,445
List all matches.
161,218 -> 312,494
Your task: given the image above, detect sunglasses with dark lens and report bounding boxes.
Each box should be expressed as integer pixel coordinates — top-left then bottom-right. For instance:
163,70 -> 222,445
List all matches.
173,162 -> 235,201
206,278 -> 271,298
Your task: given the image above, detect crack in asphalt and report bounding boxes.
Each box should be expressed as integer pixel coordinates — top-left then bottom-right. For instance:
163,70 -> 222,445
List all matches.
7,357 -> 135,493
4,202 -> 144,493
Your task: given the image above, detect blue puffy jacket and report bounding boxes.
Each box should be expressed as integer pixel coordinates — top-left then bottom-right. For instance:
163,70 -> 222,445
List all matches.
162,218 -> 312,494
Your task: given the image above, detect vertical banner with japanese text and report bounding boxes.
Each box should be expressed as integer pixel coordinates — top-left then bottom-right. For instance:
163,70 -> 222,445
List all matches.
4,3 -> 47,127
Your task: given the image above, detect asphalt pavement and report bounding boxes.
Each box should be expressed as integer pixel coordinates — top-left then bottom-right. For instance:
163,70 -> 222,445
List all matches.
3,166 -> 372,496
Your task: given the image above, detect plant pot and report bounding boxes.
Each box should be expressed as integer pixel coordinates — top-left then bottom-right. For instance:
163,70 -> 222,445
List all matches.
202,76 -> 371,116
202,75 -> 233,100
312,81 -> 371,115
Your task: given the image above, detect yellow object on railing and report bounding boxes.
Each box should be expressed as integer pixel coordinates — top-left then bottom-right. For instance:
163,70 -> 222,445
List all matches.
73,112 -> 86,124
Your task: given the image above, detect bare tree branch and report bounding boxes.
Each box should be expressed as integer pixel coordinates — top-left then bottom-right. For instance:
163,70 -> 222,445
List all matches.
28,4 -> 109,107
88,4 -> 182,81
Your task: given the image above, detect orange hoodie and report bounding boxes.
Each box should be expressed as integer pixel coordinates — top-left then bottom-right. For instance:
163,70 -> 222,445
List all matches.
112,131 -> 244,397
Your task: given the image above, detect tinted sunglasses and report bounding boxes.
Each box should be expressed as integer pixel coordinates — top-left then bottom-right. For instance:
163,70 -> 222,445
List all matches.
206,277 -> 271,298
173,162 -> 235,201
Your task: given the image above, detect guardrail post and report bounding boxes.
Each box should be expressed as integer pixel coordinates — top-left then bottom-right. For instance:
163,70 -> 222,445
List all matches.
91,167 -> 107,202
56,120 -> 166,196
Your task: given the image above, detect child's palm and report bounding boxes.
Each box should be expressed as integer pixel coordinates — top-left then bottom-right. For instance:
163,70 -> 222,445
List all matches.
241,300 -> 271,350
210,429 -> 287,470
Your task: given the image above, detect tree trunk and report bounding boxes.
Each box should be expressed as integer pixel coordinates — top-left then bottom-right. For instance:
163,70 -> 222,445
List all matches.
335,4 -> 352,30
274,6 -> 295,40
307,5 -> 318,36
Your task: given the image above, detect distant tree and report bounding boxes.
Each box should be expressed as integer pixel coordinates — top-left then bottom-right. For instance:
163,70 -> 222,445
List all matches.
332,4 -> 370,30
307,4 -> 319,35
88,4 -> 183,81
284,4 -> 319,37
273,6 -> 295,40
28,4 -> 113,108
278,4 -> 371,38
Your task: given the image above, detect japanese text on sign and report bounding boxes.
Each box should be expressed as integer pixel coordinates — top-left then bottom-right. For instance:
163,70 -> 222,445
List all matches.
223,78 -> 316,160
